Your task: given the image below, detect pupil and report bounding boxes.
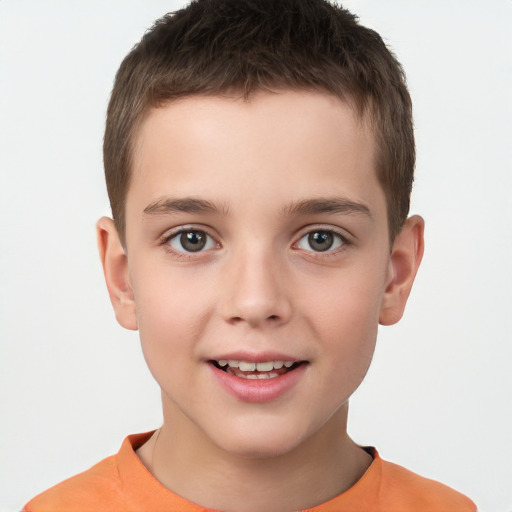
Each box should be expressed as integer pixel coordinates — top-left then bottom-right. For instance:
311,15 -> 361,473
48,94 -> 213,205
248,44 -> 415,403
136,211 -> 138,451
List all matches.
181,231 -> 206,252
308,231 -> 333,252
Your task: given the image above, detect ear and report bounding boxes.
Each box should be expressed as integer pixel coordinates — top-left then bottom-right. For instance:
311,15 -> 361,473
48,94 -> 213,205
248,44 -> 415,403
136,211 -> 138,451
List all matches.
379,215 -> 425,326
96,217 -> 138,331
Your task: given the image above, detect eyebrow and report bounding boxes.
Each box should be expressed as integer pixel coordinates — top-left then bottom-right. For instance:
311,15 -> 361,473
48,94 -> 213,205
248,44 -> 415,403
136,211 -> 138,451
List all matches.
282,198 -> 372,218
142,196 -> 371,219
143,197 -> 229,216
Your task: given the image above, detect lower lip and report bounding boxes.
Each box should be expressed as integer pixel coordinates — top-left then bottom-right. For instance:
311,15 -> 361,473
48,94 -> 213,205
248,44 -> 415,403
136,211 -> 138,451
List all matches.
209,363 -> 307,403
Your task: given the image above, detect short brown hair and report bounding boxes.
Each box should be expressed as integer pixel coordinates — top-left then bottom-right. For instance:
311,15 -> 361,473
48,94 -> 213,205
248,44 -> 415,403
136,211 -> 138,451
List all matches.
104,0 -> 414,245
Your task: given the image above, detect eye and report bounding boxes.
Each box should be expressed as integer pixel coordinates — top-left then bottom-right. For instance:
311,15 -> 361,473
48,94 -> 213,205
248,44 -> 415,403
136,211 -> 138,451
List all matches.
168,230 -> 217,253
296,230 -> 345,252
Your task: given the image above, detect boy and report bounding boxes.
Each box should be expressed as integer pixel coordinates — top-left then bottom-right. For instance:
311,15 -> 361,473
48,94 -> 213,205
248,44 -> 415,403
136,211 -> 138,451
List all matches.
24,0 -> 476,510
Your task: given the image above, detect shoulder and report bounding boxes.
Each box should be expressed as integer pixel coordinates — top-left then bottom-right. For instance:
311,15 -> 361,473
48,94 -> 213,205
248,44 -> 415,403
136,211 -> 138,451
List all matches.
23,432 -> 156,512
377,456 -> 477,512
23,454 -> 124,512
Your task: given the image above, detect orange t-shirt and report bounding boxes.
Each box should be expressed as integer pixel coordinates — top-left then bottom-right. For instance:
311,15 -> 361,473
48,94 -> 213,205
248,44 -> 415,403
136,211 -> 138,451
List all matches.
24,432 -> 476,512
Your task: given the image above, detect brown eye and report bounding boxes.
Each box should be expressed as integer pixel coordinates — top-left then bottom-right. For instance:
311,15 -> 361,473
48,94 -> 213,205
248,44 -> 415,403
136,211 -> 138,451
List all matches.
169,230 -> 215,253
296,230 -> 345,252
308,231 -> 334,251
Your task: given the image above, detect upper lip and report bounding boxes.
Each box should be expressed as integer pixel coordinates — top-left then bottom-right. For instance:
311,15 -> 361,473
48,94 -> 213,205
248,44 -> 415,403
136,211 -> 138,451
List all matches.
208,351 -> 305,363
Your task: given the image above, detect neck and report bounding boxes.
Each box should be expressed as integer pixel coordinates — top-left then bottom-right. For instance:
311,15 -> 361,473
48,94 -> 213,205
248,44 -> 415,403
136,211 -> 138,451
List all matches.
138,402 -> 372,512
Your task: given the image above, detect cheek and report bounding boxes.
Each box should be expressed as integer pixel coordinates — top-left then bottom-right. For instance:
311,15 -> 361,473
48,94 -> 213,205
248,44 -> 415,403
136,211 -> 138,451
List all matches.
300,265 -> 385,373
130,266 -> 216,381
133,260 -> 214,330
303,263 -> 386,331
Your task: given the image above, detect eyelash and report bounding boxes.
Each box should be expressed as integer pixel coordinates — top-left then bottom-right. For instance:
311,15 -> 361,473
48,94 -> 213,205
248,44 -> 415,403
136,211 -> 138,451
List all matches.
160,227 -> 219,258
159,226 -> 350,258
293,227 -> 350,255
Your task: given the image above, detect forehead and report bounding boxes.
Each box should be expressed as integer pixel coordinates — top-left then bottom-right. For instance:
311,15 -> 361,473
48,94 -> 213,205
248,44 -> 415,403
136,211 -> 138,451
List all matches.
127,90 -> 384,222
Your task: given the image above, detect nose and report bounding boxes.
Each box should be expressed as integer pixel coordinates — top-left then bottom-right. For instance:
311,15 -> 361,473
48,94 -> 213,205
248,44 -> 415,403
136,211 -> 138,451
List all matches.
219,245 -> 292,327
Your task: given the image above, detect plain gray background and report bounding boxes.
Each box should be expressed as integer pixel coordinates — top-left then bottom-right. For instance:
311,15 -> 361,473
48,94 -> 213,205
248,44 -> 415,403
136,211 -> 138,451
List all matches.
1,1 -> 511,510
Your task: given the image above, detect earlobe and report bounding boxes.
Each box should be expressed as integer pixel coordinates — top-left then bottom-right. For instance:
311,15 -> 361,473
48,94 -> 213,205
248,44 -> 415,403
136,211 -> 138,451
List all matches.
96,217 -> 138,331
379,215 -> 425,326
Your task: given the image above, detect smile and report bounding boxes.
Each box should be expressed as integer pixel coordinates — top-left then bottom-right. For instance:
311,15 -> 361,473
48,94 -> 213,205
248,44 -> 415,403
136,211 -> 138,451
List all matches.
211,359 -> 301,380
208,356 -> 307,402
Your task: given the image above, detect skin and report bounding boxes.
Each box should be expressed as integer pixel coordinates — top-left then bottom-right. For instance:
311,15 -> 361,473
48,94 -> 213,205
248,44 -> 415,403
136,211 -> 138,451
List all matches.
97,90 -> 424,512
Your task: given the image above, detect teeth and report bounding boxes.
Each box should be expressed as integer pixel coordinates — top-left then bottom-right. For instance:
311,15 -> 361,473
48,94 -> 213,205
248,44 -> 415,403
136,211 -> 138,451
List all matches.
239,372 -> 279,380
238,361 -> 256,371
220,360 -> 296,371
256,361 -> 273,372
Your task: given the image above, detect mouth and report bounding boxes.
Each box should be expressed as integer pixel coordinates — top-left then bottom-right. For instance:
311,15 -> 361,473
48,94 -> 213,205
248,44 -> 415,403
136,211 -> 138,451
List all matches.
210,359 -> 304,380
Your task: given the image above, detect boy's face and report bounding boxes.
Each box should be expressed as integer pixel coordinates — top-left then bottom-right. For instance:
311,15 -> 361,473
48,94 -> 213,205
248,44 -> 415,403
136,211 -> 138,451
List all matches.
105,91 -> 420,458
